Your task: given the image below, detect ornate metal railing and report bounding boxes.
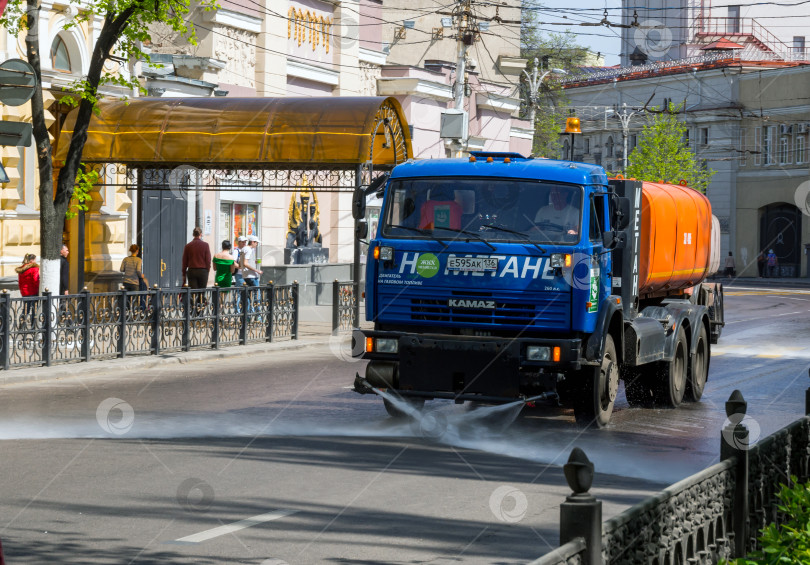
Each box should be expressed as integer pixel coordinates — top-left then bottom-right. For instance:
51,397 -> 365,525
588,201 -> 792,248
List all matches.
332,280 -> 357,335
531,385 -> 810,565
0,284 -> 298,370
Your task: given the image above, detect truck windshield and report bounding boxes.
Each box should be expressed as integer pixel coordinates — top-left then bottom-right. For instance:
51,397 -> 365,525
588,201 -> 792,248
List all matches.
381,178 -> 582,244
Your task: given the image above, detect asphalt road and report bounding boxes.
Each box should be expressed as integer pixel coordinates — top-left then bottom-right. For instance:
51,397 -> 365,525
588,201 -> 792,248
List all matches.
0,286 -> 808,564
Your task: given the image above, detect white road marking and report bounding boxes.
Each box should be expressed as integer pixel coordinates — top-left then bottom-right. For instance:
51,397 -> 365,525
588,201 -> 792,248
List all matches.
173,509 -> 298,544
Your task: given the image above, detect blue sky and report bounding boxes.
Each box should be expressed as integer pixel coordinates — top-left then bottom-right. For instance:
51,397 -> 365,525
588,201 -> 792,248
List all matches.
534,1 -> 623,66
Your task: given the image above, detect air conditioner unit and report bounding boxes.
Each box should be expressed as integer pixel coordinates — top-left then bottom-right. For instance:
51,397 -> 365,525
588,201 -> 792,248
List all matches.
798,123 -> 809,134
440,110 -> 468,140
780,124 -> 793,134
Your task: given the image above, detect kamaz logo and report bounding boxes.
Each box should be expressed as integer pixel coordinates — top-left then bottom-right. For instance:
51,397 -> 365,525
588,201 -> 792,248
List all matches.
449,299 -> 496,309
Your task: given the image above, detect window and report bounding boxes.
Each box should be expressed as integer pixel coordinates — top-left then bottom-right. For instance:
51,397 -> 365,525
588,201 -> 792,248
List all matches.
754,127 -> 762,165
220,202 -> 259,243
50,36 -> 71,72
629,134 -> 638,151
762,126 -> 775,165
797,135 -> 806,165
700,127 -> 709,146
584,137 -> 590,154
606,136 -> 614,157
778,136 -> 791,164
728,6 -> 741,34
682,128 -> 693,151
739,128 -> 747,166
794,36 -> 806,53
589,195 -> 606,241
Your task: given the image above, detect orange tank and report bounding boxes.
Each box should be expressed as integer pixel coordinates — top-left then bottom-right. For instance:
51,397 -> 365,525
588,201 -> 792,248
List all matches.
638,182 -> 713,297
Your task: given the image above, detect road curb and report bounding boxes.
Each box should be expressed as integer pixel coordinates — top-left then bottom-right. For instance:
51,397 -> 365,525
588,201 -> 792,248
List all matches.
0,336 -> 334,387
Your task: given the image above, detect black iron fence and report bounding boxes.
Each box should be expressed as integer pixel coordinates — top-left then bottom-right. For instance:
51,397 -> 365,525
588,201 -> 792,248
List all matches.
0,283 -> 299,370
332,280 -> 358,335
530,384 -> 810,565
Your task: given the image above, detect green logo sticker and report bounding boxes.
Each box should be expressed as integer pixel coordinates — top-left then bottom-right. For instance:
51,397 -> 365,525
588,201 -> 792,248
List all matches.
588,268 -> 599,313
416,253 -> 440,278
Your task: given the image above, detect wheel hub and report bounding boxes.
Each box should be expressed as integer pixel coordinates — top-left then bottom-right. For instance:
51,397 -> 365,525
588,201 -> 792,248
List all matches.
603,360 -> 619,403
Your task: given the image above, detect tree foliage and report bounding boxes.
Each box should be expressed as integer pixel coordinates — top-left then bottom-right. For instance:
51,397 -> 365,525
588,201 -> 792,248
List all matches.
520,3 -> 591,157
625,105 -> 715,193
0,0 -> 214,288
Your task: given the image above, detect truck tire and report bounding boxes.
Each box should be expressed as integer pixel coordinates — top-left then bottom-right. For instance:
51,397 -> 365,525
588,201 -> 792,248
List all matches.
383,398 -> 425,419
685,324 -> 708,402
653,325 -> 688,407
574,334 -> 619,428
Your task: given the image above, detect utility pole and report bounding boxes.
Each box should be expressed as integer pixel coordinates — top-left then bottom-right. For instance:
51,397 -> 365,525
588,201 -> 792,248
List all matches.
615,103 -> 639,172
521,58 -> 566,127
450,0 -> 473,157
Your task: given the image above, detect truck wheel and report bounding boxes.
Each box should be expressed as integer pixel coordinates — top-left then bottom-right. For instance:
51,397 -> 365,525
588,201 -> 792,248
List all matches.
685,324 -> 708,402
383,398 -> 425,419
574,334 -> 618,428
654,326 -> 688,407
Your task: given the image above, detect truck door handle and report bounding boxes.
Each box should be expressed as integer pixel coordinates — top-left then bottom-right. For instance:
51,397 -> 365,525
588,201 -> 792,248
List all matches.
160,260 -> 166,276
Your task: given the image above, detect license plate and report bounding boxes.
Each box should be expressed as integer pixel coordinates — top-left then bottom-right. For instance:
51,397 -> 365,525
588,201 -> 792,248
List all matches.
447,256 -> 499,272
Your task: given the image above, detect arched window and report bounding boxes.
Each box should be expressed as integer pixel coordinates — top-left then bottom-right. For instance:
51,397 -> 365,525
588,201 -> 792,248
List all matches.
51,36 -> 71,72
606,136 -> 615,157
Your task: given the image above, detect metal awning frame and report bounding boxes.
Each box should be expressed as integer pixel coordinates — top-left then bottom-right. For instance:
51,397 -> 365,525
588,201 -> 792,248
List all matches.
87,162 -> 390,193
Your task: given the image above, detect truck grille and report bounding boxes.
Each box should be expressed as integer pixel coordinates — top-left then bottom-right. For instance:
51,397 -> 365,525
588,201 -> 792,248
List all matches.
377,288 -> 570,331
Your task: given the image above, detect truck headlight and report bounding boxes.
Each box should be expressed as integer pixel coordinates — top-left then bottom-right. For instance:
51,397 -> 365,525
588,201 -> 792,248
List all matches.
375,338 -> 398,353
550,253 -> 572,268
379,246 -> 394,261
526,345 -> 551,361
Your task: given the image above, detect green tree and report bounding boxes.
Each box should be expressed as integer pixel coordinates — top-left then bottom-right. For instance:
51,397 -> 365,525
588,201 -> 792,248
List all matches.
0,0 -> 212,292
625,106 -> 715,193
520,4 -> 590,157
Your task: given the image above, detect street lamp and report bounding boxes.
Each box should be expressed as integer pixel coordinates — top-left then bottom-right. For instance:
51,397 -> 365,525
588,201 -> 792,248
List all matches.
522,58 -> 567,125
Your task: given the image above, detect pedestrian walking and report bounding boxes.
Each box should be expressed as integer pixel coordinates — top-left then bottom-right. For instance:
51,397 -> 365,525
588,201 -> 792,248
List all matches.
16,254 -> 39,326
213,240 -> 237,288
723,251 -> 736,277
757,251 -> 766,278
240,235 -> 263,313
767,249 -> 778,278
240,235 -> 263,287
59,244 -> 69,295
232,236 -> 247,288
120,244 -> 148,292
182,227 -> 212,289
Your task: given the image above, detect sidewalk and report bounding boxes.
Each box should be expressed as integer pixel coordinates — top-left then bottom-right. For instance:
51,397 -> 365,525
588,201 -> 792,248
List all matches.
0,304 -> 348,388
707,275 -> 810,289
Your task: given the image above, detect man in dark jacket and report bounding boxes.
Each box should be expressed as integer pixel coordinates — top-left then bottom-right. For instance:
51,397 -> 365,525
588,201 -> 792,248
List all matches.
182,227 -> 212,289
60,244 -> 69,295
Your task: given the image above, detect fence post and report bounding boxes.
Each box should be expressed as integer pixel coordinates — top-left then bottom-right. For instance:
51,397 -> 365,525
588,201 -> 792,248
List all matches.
805,367 -> 810,415
81,288 -> 91,362
266,282 -> 274,343
332,280 -> 339,336
721,389 -> 749,559
43,290 -> 53,367
292,281 -> 299,340
212,286 -> 220,350
152,286 -> 162,355
560,448 -> 602,565
118,286 -> 127,358
1,291 -> 10,371
182,285 -> 191,352
239,284 -> 248,345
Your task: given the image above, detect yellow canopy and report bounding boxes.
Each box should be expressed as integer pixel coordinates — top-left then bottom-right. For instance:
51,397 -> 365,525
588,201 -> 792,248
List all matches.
56,96 -> 412,167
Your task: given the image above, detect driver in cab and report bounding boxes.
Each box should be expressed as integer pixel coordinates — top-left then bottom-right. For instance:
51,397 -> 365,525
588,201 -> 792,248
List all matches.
532,185 -> 580,241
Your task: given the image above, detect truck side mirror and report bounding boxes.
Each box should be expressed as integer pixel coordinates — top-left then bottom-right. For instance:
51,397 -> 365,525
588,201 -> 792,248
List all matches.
352,189 -> 366,220
356,220 -> 369,240
602,230 -> 626,250
613,196 -> 631,230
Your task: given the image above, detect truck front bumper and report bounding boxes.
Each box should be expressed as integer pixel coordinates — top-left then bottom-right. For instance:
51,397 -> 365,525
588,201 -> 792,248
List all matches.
352,328 -> 583,400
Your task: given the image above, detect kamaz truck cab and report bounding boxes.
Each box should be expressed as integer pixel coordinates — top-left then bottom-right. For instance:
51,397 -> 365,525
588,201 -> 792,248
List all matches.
352,152 -> 627,425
